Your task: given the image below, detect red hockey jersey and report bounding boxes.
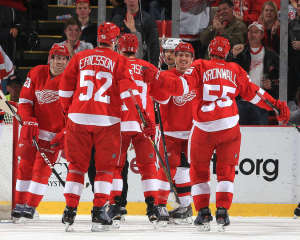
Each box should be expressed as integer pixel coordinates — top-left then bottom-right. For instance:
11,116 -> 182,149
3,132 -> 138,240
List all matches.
121,57 -> 156,132
59,47 -> 140,127
0,45 -> 13,82
156,68 -> 195,139
183,58 -> 275,132
18,65 -> 65,141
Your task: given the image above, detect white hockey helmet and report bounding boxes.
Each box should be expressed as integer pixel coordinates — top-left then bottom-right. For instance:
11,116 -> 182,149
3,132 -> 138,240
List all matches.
161,38 -> 183,50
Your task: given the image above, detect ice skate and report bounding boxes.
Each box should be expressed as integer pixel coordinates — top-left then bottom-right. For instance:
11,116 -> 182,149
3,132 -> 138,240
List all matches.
11,204 -> 25,223
156,205 -> 170,227
107,204 -> 125,229
194,207 -> 213,232
22,205 -> 35,219
62,206 -> 77,232
145,197 -> 158,223
294,203 -> 300,218
216,207 -> 230,232
146,197 -> 169,228
169,205 -> 193,224
91,206 -> 112,232
107,196 -> 127,228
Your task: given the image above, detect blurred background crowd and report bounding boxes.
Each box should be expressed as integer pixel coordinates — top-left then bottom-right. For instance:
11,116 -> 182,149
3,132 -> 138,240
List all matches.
0,0 -> 299,125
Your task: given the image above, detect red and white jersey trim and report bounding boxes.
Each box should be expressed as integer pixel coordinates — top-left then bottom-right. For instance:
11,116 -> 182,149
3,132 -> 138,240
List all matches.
112,179 -> 123,191
249,88 -> 265,105
19,98 -> 33,105
28,181 -> 48,195
216,181 -> 234,194
179,76 -> 189,95
64,181 -> 84,196
164,131 -> 190,140
142,179 -> 159,192
120,89 -> 139,99
68,113 -> 120,126
59,90 -> 74,98
16,180 -> 30,192
121,121 -> 141,132
39,129 -> 56,142
191,182 -> 210,195
193,115 -> 239,132
94,181 -> 112,195
156,97 -> 170,104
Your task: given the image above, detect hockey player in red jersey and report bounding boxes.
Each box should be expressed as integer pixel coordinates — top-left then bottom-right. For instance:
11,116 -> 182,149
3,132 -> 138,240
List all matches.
107,33 -> 168,224
155,42 -> 195,223
160,38 -> 182,70
144,36 -> 290,231
11,44 -> 70,221
58,23 -> 154,231
0,45 -> 14,131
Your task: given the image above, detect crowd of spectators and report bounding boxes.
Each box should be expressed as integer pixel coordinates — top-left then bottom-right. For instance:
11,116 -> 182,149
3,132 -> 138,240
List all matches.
0,0 -> 299,126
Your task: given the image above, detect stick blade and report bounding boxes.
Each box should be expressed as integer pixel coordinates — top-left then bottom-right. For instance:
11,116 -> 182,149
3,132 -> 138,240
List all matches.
0,90 -> 19,121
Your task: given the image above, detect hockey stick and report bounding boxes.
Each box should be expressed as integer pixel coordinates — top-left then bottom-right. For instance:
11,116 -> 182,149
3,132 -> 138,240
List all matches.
256,90 -> 300,133
154,103 -> 171,176
128,88 -> 181,205
0,90 -> 66,187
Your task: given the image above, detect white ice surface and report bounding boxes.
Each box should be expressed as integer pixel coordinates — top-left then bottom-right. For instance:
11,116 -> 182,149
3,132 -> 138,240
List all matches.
1,215 -> 300,240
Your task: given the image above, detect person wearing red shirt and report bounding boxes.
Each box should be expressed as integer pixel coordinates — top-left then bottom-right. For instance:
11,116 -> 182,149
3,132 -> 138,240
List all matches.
0,45 -> 14,136
154,42 -> 195,223
11,44 -> 70,221
107,33 -> 168,224
59,22 -> 152,231
143,36 -> 290,231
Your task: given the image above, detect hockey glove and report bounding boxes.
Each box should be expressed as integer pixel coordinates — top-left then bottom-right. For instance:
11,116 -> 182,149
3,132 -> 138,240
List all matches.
141,111 -> 156,140
19,117 -> 39,143
50,128 -> 66,151
275,100 -> 290,124
142,66 -> 160,84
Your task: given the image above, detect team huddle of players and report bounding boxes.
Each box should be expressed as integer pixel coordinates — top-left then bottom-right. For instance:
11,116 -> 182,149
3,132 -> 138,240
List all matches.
9,22 -> 290,232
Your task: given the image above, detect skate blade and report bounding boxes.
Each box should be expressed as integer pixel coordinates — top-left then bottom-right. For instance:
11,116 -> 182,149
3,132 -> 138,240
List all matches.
217,224 -> 226,232
196,222 -> 211,232
293,215 -> 299,219
112,220 -> 121,229
91,223 -> 110,232
65,223 -> 74,232
13,217 -> 31,224
120,215 -> 125,223
12,217 -> 25,224
170,217 -> 193,225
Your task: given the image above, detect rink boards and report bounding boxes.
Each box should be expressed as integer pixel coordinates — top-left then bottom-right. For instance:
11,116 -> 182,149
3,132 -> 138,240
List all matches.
1,126 -> 300,216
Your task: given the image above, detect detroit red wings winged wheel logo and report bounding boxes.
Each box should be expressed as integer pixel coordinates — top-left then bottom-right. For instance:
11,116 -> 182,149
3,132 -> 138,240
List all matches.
173,90 -> 196,106
35,90 -> 59,104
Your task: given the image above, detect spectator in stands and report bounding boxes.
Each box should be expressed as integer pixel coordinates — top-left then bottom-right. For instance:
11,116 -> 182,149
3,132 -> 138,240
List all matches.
228,21 -> 279,125
0,5 -> 20,63
231,0 -> 257,26
111,0 -> 160,66
109,0 -> 125,18
258,1 -> 280,54
5,74 -> 23,102
211,0 -> 280,23
288,0 -> 300,101
75,0 -> 97,47
25,0 -> 48,21
54,17 -> 93,57
146,0 -> 172,20
200,0 -> 247,59
180,0 -> 214,59
288,87 -> 300,125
